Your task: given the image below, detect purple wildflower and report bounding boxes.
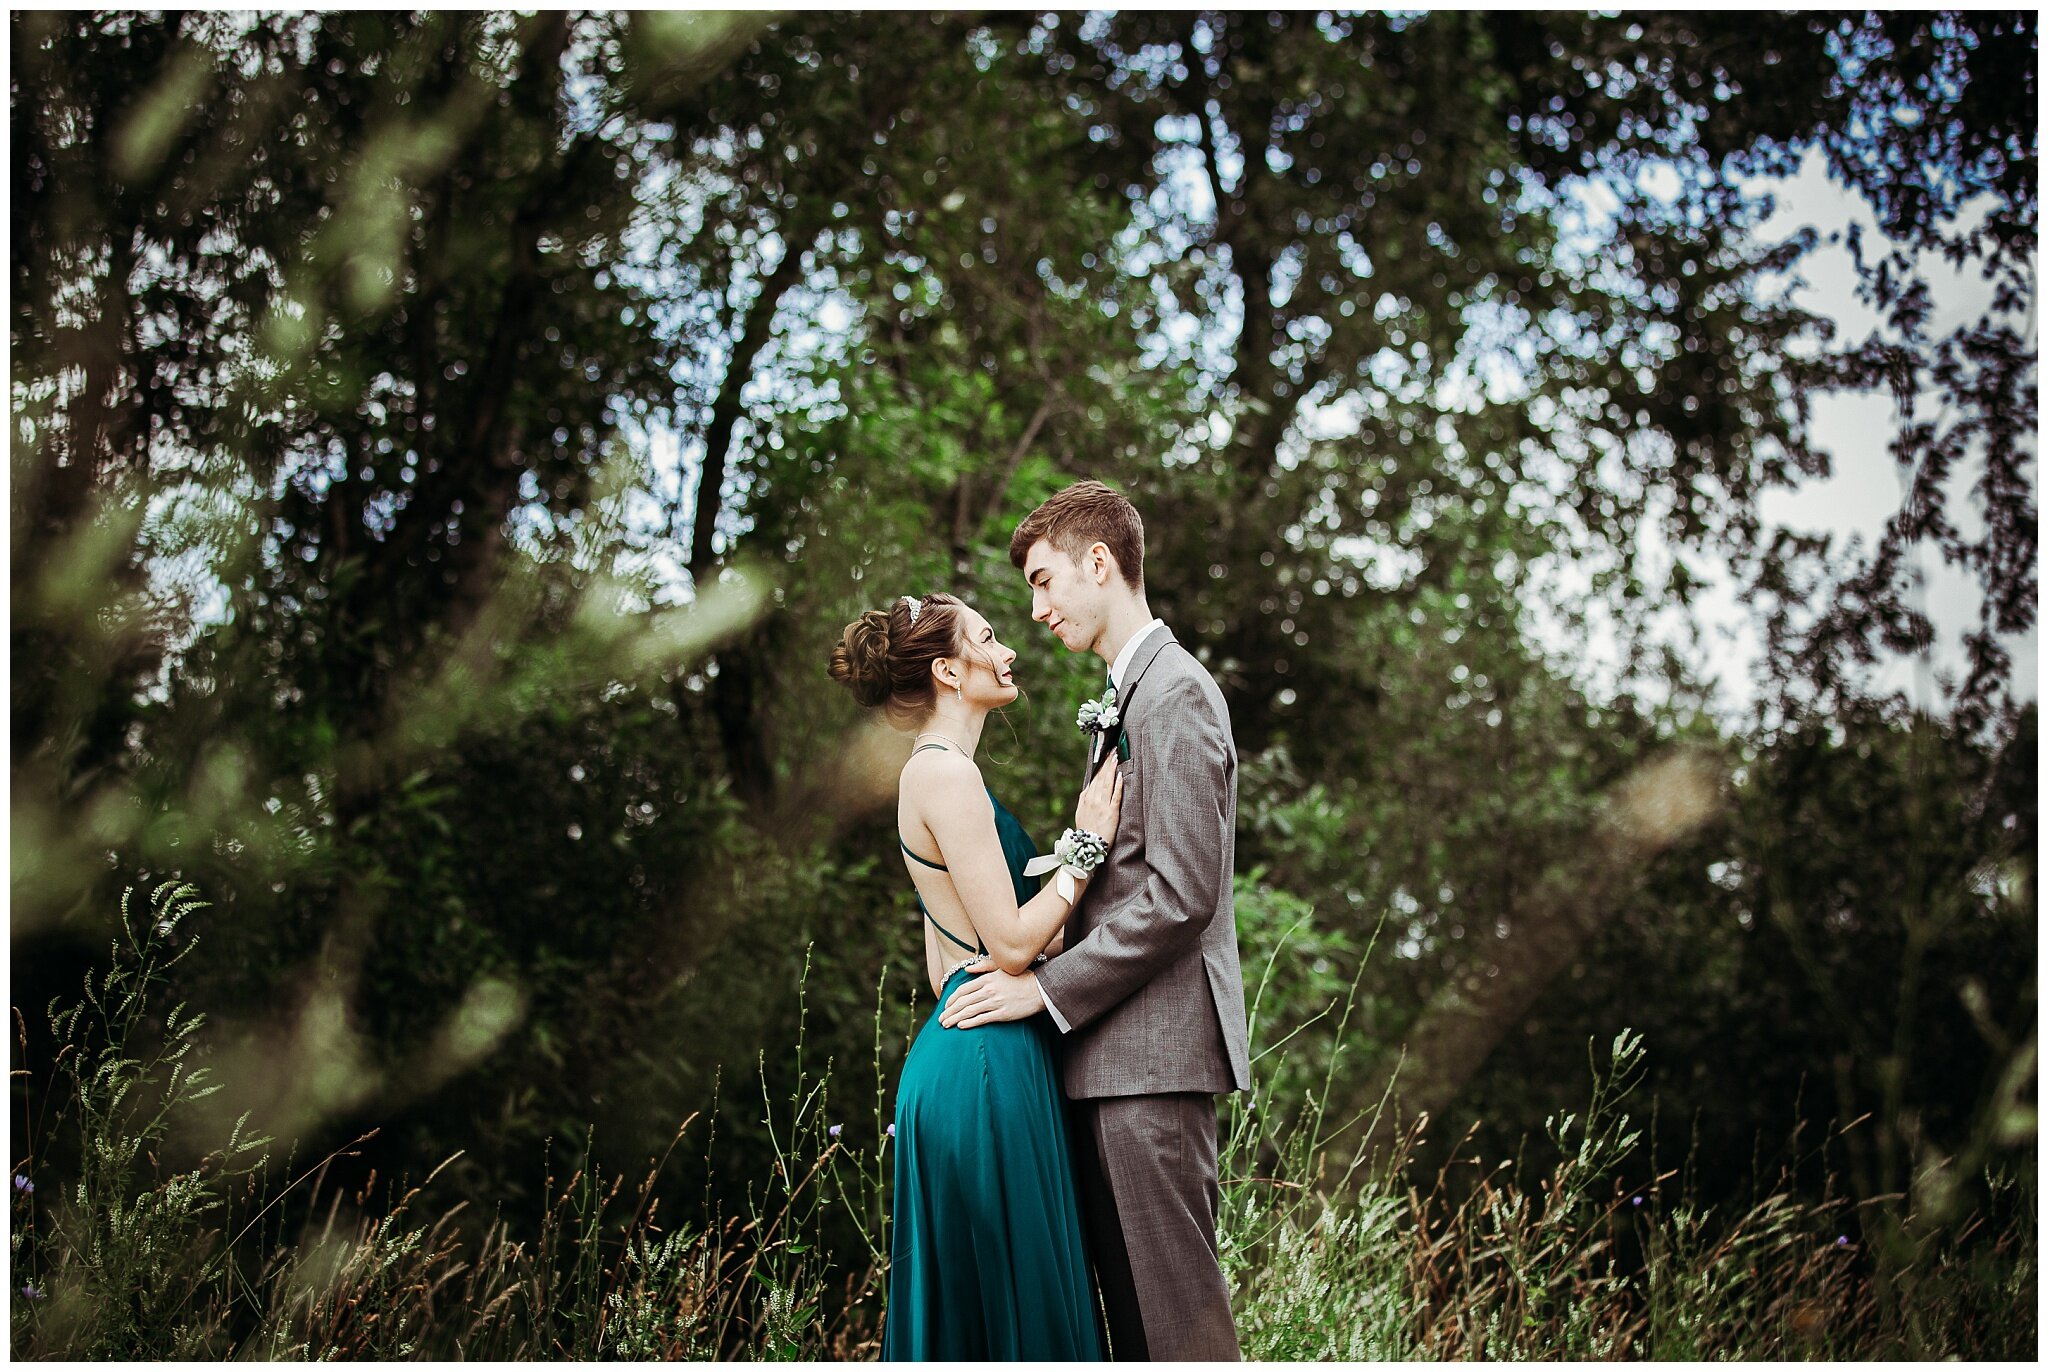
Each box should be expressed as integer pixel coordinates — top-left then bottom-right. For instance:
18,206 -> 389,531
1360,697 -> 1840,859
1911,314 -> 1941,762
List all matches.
886,1123 -> 896,1138
1835,1235 -> 1849,1247
827,1123 -> 843,1140
12,1175 -> 31,1195
20,1284 -> 43,1301
1630,1195 -> 1643,1207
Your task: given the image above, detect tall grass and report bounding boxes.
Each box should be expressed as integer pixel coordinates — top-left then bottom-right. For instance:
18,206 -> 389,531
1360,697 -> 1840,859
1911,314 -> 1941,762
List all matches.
12,884 -> 891,1359
1218,911 -> 2037,1360
11,882 -> 2035,1359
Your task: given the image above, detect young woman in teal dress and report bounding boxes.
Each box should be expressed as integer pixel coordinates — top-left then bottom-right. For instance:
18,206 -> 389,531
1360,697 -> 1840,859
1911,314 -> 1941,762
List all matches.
828,592 -> 1119,1361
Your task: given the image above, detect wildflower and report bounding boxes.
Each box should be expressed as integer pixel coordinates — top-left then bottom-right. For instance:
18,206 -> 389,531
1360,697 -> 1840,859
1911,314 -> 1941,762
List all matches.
1630,1195 -> 1643,1206
19,1284 -> 43,1301
1835,1235 -> 1849,1247
885,1123 -> 896,1138
12,1175 -> 30,1195
827,1123 -> 843,1140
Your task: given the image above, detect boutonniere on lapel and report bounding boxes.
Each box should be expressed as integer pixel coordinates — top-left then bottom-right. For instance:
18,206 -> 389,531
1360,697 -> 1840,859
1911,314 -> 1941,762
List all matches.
1076,684 -> 1131,761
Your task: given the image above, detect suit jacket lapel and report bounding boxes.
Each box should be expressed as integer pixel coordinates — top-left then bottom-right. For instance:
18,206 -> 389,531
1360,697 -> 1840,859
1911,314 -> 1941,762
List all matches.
1090,626 -> 1173,778
1082,626 -> 1175,782
1114,625 -> 1175,723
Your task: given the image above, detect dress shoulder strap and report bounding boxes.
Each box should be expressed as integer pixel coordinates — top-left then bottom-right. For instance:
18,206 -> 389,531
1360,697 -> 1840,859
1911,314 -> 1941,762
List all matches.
898,835 -> 948,870
899,741 -> 958,868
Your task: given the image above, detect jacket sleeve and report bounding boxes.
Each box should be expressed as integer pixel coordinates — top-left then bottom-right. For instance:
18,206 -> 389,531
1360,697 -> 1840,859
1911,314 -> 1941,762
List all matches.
1035,673 -> 1230,1032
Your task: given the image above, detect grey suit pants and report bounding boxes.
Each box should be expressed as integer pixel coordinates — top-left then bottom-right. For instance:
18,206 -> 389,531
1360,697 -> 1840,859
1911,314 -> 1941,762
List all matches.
1071,1093 -> 1242,1361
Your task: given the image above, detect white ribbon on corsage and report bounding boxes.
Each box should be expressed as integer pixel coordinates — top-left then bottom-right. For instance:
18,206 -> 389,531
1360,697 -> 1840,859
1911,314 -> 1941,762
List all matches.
1022,853 -> 1084,905
1023,827 -> 1110,905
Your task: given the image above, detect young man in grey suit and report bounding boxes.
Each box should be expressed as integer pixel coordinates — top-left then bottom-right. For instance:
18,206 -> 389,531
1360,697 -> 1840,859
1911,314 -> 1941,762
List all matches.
939,480 -> 1251,1360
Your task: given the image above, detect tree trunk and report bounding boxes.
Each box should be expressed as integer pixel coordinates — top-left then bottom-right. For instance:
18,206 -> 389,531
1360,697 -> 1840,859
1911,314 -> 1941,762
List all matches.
687,212 -> 818,582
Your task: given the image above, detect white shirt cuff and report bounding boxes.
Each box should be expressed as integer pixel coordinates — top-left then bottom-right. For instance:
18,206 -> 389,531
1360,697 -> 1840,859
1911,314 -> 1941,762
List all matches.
1036,976 -> 1071,1033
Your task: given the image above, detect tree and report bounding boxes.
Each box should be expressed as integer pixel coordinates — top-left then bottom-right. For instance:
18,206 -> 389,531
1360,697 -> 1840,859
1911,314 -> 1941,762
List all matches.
10,11 -> 2032,1260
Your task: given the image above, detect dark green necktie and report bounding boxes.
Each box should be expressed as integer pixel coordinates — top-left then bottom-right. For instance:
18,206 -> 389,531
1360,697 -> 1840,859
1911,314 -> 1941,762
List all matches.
1105,671 -> 1122,778
1095,667 -> 1118,772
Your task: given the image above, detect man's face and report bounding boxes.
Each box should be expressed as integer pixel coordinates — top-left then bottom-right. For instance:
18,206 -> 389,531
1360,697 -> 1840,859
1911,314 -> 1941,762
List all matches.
1022,538 -> 1102,654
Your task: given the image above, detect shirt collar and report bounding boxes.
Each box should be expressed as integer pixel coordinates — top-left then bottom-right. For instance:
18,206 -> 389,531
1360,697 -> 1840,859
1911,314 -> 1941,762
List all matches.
1108,618 -> 1167,690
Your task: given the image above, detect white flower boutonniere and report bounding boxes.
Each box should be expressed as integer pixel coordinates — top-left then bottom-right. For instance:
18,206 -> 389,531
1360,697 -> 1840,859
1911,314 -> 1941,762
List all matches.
1075,683 -> 1120,736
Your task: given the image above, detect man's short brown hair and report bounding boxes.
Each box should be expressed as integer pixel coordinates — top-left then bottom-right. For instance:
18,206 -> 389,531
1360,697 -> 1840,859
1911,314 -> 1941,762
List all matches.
1008,480 -> 1145,590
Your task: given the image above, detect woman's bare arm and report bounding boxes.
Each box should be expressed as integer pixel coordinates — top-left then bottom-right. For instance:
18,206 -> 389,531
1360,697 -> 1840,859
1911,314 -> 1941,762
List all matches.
912,753 -> 1109,974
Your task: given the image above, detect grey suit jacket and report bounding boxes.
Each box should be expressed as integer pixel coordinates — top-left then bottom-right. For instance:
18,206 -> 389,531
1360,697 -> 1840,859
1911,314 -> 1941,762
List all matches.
1036,627 -> 1253,1099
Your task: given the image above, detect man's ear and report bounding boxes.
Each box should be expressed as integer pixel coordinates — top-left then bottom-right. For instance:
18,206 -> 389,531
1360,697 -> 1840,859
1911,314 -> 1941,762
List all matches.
1089,540 -> 1115,586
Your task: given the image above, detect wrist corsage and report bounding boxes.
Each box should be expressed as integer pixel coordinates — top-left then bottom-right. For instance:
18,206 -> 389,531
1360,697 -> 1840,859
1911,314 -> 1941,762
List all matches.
1023,827 -> 1110,904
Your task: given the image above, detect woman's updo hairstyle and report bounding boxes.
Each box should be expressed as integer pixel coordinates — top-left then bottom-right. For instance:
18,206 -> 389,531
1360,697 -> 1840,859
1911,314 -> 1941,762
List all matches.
827,593 -> 968,726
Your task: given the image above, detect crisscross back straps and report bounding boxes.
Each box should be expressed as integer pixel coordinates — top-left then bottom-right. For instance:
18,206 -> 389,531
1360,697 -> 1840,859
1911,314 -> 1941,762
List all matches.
917,898 -> 983,954
901,740 -> 984,953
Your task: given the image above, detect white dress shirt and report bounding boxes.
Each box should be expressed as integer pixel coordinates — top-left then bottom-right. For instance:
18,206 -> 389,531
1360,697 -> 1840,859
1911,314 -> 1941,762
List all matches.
1110,617 -> 1167,692
1038,618 -> 1167,1030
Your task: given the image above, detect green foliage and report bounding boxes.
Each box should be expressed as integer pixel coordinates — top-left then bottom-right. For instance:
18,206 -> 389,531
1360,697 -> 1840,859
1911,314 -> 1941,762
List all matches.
1223,869 -> 2036,1361
13,882 -> 258,1357
14,886 -> 899,1360
15,881 -> 2034,1360
1220,985 -> 2036,1361
1456,700 -> 2036,1229
10,10 -> 2035,1361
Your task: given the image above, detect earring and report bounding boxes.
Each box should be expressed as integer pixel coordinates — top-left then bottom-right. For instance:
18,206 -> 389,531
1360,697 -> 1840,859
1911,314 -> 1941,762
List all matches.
954,683 -> 963,702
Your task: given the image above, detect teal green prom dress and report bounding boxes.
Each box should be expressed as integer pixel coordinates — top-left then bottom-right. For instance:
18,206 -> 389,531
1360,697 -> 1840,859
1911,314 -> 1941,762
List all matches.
882,769 -> 1103,1361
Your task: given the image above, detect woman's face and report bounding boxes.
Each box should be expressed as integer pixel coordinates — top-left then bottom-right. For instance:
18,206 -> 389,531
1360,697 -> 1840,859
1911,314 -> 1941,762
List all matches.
946,604 -> 1019,709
